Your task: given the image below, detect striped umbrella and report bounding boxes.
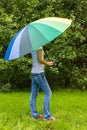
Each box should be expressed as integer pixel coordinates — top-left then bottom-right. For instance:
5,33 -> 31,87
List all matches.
4,17 -> 72,60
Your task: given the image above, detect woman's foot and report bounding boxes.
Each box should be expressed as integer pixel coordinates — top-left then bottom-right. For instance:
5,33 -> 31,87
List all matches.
32,115 -> 43,119
44,117 -> 56,121
37,115 -> 44,119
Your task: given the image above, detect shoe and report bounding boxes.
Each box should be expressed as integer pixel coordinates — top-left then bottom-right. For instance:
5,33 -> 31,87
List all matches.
36,115 -> 44,119
45,117 -> 56,121
49,117 -> 56,121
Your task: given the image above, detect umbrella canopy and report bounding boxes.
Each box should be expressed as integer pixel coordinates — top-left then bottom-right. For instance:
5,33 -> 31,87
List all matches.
4,17 -> 72,60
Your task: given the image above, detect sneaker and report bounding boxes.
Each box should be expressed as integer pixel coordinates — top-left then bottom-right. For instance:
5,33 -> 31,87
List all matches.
49,117 -> 56,121
45,117 -> 56,121
36,115 -> 44,119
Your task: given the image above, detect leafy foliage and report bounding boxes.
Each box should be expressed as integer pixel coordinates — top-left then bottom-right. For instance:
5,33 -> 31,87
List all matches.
0,0 -> 87,90
0,82 -> 12,92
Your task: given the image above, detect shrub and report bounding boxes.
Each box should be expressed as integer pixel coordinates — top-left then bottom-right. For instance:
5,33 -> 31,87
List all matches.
0,83 -> 12,93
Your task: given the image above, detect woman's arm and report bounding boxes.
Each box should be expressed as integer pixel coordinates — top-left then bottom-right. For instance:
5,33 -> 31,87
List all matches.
38,49 -> 53,66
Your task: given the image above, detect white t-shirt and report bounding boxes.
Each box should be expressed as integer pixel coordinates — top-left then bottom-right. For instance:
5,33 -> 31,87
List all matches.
31,47 -> 44,73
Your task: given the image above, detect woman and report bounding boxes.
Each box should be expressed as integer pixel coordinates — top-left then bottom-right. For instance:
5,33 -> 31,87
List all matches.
30,47 -> 55,121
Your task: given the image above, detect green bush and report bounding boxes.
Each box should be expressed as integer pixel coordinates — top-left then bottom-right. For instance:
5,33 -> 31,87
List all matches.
0,57 -> 32,90
0,0 -> 87,90
0,82 -> 12,93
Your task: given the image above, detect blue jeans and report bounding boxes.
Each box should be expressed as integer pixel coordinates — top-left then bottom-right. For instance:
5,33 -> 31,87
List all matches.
30,72 -> 52,119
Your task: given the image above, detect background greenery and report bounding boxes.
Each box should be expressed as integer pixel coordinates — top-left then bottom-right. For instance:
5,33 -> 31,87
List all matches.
0,0 -> 87,91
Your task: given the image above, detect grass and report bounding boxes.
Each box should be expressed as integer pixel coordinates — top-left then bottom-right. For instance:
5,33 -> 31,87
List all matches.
0,90 -> 87,130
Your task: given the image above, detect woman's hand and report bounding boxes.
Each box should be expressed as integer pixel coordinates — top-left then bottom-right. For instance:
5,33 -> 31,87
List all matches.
46,61 -> 53,66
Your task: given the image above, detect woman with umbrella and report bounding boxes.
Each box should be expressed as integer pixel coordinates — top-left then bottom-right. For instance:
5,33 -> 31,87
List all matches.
4,17 -> 71,121
30,47 -> 56,121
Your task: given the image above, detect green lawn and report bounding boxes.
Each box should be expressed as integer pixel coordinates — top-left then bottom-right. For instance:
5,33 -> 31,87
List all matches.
0,90 -> 87,130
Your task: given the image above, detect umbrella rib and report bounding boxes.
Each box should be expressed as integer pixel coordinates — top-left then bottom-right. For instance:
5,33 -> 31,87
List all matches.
19,25 -> 33,57
30,22 -> 61,41
31,20 -> 70,33
28,24 -> 49,49
28,23 -> 63,50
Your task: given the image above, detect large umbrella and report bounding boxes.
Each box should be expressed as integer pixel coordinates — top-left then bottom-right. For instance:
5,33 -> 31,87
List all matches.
4,17 -> 72,60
